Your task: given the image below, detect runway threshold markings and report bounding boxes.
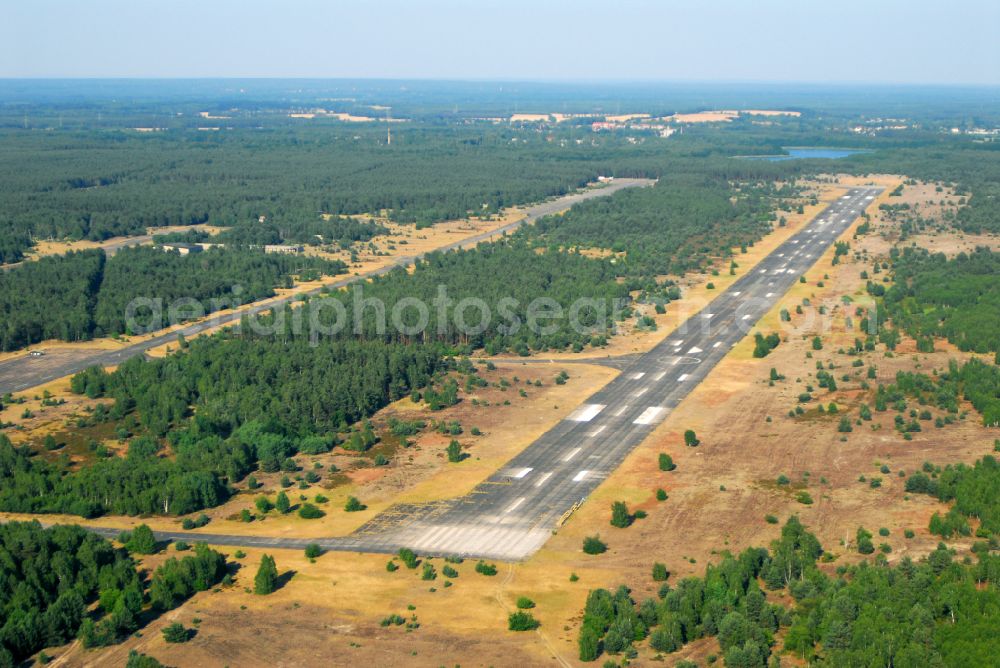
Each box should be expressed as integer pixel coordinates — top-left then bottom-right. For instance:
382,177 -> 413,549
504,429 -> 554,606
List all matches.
634,406 -> 667,425
513,467 -> 533,479
568,403 -> 605,422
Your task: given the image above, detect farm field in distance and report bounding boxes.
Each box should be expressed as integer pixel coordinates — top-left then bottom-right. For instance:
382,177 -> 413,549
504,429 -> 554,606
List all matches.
1,70 -> 1000,668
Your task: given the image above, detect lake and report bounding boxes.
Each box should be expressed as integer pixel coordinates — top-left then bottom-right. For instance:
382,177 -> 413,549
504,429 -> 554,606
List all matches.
742,147 -> 869,161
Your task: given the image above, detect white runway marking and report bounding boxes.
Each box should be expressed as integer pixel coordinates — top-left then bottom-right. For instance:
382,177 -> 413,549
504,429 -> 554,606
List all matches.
634,406 -> 667,425
713,341 -> 722,348
534,472 -> 552,487
568,403 -> 605,422
563,448 -> 581,462
688,346 -> 703,354
732,291 -> 741,296
703,313 -> 714,318
760,269 -> 767,274
613,405 -> 629,416
588,425 -> 606,437
742,314 -> 751,320
766,292 -> 774,297
629,372 -> 645,380
632,387 -> 648,397
678,373 -> 690,381
506,497 -> 525,513
669,339 -> 684,346
672,357 -> 682,366
572,470 -> 590,482
653,371 -> 666,381
513,467 -> 533,479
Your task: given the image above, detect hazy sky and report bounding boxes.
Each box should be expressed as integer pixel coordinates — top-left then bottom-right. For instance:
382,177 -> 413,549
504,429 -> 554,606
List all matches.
3,0 -> 998,84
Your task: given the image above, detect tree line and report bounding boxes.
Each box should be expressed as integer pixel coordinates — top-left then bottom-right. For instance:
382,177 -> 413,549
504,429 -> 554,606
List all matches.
0,245 -> 345,351
579,517 -> 1000,666
881,246 -> 1000,355
523,171 -> 782,279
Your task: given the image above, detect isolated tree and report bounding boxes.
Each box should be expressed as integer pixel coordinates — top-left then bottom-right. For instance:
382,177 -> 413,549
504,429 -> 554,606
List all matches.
610,501 -> 632,528
275,491 -> 290,514
583,535 -> 607,555
658,453 -> 675,471
305,543 -> 322,559
652,562 -> 669,582
398,548 -> 418,569
126,524 -> 157,554
507,611 -> 540,631
683,429 -> 700,447
298,503 -> 324,519
255,496 -> 273,513
344,496 -> 363,512
447,439 -> 462,463
161,622 -> 189,643
254,554 -> 278,594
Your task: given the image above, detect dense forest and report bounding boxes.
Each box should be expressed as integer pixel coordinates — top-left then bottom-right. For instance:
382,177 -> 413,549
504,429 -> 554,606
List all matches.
0,124 -> 667,262
0,246 -> 344,350
316,239 -> 630,354
0,522 -> 139,664
579,518 -> 1000,666
0,330 -> 447,516
0,521 -> 228,663
881,246 -> 1000,355
524,171 -> 779,278
906,455 -> 1000,537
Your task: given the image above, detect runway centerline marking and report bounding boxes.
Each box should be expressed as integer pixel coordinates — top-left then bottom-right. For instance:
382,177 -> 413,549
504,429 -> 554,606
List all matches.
572,470 -> 590,482
632,387 -> 648,397
505,498 -> 525,513
563,448 -> 581,462
613,405 -> 629,416
588,425 -> 606,437
629,372 -> 645,380
534,472 -> 553,487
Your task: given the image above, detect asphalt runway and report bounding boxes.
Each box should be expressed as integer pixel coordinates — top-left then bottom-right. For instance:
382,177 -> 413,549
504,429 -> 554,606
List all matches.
0,178 -> 652,396
329,185 -> 884,560
27,184 -> 882,562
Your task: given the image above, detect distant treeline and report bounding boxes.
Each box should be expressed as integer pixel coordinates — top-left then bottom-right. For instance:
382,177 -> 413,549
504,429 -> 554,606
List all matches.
524,172 -> 781,278
0,125 -> 666,262
154,216 -> 388,248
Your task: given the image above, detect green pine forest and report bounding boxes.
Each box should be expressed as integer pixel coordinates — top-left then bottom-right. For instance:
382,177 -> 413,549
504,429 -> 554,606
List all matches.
0,246 -> 345,351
